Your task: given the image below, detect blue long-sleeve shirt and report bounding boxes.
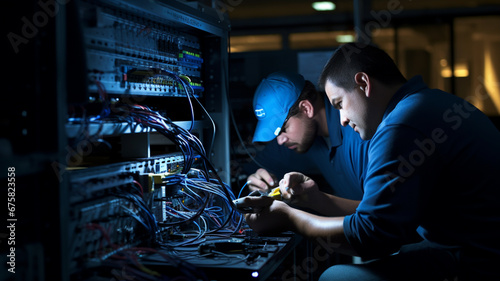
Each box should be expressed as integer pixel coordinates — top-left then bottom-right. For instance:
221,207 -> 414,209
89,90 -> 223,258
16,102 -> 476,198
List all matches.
244,95 -> 370,200
344,76 -> 500,268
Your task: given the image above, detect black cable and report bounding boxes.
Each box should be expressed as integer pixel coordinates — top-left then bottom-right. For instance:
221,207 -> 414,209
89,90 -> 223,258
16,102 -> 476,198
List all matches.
223,57 -> 266,169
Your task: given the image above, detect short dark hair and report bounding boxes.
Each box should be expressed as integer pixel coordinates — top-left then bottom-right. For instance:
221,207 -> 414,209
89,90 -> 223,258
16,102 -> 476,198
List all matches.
287,80 -> 319,118
318,43 -> 407,91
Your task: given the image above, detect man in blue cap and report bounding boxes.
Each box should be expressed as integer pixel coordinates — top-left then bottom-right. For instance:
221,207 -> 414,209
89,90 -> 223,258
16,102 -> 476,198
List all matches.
245,71 -> 370,201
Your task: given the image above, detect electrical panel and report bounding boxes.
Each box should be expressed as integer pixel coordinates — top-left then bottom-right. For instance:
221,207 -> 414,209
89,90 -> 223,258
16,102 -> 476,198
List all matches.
3,0 -> 234,280
82,0 -> 205,98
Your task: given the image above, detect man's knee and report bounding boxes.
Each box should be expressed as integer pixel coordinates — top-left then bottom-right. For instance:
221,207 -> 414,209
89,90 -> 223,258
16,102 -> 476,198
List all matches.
319,264 -> 373,281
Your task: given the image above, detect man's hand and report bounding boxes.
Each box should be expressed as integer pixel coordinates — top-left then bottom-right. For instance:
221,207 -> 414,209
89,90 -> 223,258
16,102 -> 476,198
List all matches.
242,198 -> 291,235
247,168 -> 278,192
279,172 -> 360,216
279,172 -> 319,207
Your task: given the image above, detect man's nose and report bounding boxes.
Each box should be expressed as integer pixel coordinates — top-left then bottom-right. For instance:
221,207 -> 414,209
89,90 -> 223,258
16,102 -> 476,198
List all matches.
340,114 -> 349,127
276,134 -> 287,145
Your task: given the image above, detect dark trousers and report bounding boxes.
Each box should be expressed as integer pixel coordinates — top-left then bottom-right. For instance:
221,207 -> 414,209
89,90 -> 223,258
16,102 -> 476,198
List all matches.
318,240 -> 497,281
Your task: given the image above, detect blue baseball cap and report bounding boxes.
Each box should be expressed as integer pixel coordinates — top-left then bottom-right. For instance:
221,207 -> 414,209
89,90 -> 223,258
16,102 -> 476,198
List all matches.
252,71 -> 305,142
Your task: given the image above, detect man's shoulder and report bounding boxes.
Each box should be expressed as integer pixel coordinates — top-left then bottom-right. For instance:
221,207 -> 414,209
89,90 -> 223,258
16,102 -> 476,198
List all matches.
384,88 -> 454,127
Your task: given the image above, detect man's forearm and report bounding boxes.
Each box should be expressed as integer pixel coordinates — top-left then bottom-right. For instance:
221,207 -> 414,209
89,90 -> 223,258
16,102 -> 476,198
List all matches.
302,191 -> 360,216
287,207 -> 358,256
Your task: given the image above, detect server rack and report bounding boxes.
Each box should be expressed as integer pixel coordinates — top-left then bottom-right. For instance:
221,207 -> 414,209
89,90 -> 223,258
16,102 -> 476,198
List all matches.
3,0 -> 230,280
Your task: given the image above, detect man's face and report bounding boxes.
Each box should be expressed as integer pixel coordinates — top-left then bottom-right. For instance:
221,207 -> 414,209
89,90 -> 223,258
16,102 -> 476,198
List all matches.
275,113 -> 317,153
324,80 -> 376,140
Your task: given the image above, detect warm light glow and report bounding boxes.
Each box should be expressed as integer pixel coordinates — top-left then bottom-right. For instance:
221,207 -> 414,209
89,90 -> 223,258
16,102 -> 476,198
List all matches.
289,31 -> 355,49
440,63 -> 469,78
312,2 -> 336,11
336,34 -> 355,43
229,34 -> 282,53
484,43 -> 500,114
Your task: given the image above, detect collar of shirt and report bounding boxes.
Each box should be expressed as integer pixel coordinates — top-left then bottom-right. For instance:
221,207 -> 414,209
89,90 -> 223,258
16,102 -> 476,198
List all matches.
383,75 -> 428,120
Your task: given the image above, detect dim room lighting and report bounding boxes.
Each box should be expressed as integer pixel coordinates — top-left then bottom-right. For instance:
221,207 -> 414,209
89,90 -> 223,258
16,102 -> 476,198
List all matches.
312,1 -> 336,11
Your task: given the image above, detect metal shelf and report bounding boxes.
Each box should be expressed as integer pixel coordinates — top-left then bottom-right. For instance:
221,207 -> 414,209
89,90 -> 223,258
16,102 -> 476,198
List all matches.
65,120 -> 208,138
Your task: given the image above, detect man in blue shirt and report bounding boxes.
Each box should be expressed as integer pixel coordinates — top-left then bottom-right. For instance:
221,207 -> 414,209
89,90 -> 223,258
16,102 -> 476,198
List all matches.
244,71 -> 369,200
240,44 -> 500,280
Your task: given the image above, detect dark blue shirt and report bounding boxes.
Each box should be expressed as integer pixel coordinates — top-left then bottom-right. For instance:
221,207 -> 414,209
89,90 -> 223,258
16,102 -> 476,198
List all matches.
244,95 -> 370,200
344,76 -> 500,270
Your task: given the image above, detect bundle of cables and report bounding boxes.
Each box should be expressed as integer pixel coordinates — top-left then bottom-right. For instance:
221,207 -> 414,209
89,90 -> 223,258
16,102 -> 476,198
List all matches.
112,190 -> 159,239
156,171 -> 243,247
112,102 -> 204,174
106,72 -> 240,240
105,70 -> 213,173
73,70 -> 241,279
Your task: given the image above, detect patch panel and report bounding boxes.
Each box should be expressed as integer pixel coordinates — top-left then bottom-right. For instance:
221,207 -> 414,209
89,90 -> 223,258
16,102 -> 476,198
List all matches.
68,196 -> 148,270
66,152 -> 188,267
68,153 -> 186,200
127,153 -> 186,174
81,0 -> 204,98
70,174 -> 135,202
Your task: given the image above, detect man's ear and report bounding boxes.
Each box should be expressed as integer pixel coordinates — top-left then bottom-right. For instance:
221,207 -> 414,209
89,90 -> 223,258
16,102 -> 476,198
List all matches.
299,100 -> 315,118
354,72 -> 370,97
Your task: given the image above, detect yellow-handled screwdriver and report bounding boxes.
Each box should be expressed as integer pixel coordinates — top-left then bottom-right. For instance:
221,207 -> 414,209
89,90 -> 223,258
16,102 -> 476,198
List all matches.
232,186 -> 285,213
267,186 -> 283,200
